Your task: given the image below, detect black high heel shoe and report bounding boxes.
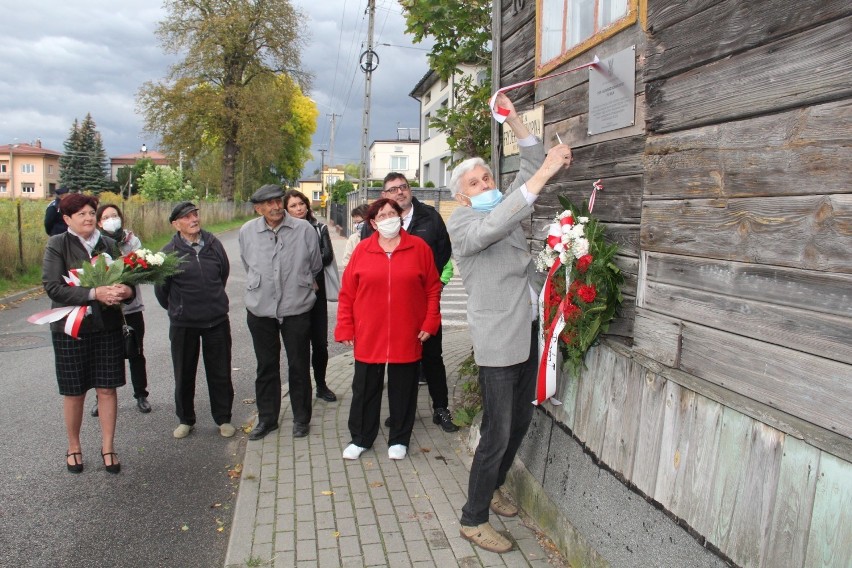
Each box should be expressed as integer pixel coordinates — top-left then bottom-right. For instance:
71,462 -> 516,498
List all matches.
66,451 -> 83,474
101,450 -> 121,474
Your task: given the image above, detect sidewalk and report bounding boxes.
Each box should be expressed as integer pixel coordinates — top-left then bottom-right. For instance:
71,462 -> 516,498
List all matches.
224,328 -> 559,568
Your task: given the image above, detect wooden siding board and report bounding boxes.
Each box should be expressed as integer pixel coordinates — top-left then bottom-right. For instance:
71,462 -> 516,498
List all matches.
646,0 -> 852,81
645,0 -> 725,33
679,323 -> 852,439
804,452 -> 852,568
640,194 -> 852,274
500,0 -> 534,40
644,252 -> 852,319
632,370 -> 667,497
646,17 -> 852,134
572,345 -> 600,444
764,436 -> 820,568
584,347 -> 616,456
643,280 -> 852,365
535,174 -> 644,223
633,308 -> 682,367
644,100 -> 852,200
600,356 -> 643,478
653,380 -> 695,511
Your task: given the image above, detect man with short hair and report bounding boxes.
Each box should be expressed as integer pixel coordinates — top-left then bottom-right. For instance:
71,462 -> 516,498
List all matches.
44,186 -> 71,235
240,184 -> 322,440
155,202 -> 236,439
447,93 -> 573,553
362,173 -> 458,433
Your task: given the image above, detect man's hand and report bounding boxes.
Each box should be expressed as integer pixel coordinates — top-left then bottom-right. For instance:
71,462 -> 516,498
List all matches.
526,144 -> 573,195
417,331 -> 432,342
340,339 -> 354,347
493,92 -> 517,120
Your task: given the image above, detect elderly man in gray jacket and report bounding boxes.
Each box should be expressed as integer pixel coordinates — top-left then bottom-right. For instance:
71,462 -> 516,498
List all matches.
447,93 -> 573,553
240,184 -> 322,440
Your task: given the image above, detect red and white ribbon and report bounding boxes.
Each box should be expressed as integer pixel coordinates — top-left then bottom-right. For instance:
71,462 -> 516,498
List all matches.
589,179 -> 603,213
26,259 -> 104,339
490,56 -> 600,123
535,257 -> 566,407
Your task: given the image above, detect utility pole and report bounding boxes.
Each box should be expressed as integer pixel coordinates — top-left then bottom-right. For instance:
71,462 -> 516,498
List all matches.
359,0 -> 378,192
319,148 -> 327,205
327,113 -> 341,168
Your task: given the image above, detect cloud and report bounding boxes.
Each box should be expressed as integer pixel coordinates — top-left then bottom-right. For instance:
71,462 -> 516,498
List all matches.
0,0 -> 432,181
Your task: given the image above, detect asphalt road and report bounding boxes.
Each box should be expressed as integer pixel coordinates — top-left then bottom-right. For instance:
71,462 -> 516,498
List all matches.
0,225 -> 348,568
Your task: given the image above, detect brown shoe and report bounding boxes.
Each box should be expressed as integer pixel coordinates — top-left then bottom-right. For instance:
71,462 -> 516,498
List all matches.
459,522 -> 512,553
490,489 -> 518,517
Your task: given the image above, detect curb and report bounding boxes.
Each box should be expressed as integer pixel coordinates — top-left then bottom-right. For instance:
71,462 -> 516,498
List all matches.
0,286 -> 43,305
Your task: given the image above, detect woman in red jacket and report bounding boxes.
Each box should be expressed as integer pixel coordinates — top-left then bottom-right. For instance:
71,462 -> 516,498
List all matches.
335,198 -> 442,461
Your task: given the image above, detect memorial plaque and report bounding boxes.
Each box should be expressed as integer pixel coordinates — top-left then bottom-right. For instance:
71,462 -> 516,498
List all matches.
588,45 -> 636,135
502,105 -> 544,156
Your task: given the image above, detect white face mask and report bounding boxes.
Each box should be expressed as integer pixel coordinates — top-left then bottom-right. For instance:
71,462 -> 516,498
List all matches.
101,217 -> 122,233
376,216 -> 401,239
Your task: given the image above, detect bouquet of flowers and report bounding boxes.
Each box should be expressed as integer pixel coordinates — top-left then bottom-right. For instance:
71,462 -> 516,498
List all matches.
537,191 -> 624,381
75,248 -> 185,288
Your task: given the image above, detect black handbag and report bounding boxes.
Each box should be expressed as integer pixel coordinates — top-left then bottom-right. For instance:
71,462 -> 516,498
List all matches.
121,313 -> 140,359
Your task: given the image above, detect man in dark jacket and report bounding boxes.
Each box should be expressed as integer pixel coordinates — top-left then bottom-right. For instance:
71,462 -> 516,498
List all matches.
154,201 -> 235,440
362,173 -> 458,433
44,186 -> 70,236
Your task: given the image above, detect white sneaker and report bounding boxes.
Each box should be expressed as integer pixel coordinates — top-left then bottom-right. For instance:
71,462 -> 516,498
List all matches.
342,444 -> 367,460
173,424 -> 194,439
388,444 -> 407,460
219,423 -> 236,438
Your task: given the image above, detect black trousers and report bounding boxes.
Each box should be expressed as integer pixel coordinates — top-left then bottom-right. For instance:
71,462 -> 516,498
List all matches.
308,297 -> 329,391
246,311 -> 312,426
124,310 -> 148,399
169,319 -> 233,426
421,325 -> 449,409
349,361 -> 419,448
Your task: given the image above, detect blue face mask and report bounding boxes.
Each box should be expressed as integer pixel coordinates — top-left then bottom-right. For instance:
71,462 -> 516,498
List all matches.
466,189 -> 503,212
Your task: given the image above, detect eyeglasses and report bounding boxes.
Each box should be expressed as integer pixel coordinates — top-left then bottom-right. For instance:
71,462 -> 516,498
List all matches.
384,183 -> 409,193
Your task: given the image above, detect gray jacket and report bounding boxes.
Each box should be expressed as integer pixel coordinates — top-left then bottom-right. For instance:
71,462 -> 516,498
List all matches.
239,214 -> 322,319
447,141 -> 545,367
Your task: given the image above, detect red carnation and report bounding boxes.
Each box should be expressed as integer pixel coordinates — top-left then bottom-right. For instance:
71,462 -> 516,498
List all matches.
138,258 -> 149,269
123,255 -> 136,267
577,284 -> 597,303
562,301 -> 581,321
576,254 -> 593,274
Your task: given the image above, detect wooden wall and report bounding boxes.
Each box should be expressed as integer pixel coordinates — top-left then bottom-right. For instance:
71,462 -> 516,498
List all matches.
496,0 -> 852,566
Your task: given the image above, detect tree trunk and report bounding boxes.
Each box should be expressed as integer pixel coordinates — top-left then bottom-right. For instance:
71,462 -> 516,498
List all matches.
221,138 -> 238,201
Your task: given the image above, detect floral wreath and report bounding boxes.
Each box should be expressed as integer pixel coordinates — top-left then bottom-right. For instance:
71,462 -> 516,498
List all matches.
535,180 -> 624,403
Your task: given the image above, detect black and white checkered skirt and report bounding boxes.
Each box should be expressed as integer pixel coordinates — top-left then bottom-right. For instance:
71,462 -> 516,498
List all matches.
52,330 -> 126,396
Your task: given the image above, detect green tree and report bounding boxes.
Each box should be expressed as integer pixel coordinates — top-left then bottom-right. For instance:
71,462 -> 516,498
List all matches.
330,180 -> 354,204
139,165 -> 198,202
59,114 -> 110,192
400,0 -> 493,161
116,158 -> 155,198
138,0 -> 309,201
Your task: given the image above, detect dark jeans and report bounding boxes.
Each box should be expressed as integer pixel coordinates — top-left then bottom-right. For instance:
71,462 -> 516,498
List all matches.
460,323 -> 537,526
349,361 -> 419,448
421,325 -> 449,409
169,319 -> 233,426
246,311 -> 312,426
309,297 -> 329,391
124,310 -> 148,399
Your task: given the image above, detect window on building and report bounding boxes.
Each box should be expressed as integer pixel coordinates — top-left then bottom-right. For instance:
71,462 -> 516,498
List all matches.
440,157 -> 450,187
48,165 -> 54,174
424,91 -> 431,104
22,183 -> 35,193
390,156 -> 408,171
424,113 -> 431,140
538,0 -> 636,72
423,163 -> 431,185
22,163 -> 35,174
313,191 -> 321,201
439,78 -> 448,90
0,183 -> 6,193
0,164 -> 6,173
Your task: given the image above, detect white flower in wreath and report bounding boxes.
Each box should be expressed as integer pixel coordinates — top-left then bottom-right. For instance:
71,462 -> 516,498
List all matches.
145,252 -> 165,266
570,224 -> 585,239
579,216 -> 589,223
572,238 -> 590,258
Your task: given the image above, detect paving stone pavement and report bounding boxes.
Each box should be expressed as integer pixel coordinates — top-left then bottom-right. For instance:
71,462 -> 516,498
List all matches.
224,328 -> 559,568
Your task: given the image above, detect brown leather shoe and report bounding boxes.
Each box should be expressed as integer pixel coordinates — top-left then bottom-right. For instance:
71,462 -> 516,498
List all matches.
490,489 -> 518,517
459,522 -> 512,553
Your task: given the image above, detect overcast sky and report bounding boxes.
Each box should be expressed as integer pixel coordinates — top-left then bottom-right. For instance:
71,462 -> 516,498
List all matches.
0,0 -> 432,180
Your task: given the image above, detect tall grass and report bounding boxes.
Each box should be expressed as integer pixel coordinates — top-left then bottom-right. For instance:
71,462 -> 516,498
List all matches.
0,196 -> 254,292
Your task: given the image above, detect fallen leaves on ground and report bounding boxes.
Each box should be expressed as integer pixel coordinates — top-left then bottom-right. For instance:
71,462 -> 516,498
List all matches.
227,464 -> 243,479
369,481 -> 384,488
320,490 -> 334,496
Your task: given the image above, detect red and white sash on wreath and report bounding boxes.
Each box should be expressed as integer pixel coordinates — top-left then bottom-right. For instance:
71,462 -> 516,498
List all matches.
27,267 -> 91,339
535,257 -> 566,407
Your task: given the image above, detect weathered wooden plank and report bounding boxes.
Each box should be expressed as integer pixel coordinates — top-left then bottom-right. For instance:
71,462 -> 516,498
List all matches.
500,0 -> 534,40
632,370 -> 668,497
646,17 -> 852,133
607,298 -> 635,339
763,436 -> 820,568
644,280 -> 852,365
501,19 -> 536,76
644,100 -> 852,200
583,347 -> 616,456
706,407 -> 754,554
644,251 -> 852,319
804,451 -> 852,568
674,394 -> 723,538
646,0 -> 852,81
544,94 -> 647,150
536,174 -> 644,223
633,307 -> 682,367
654,380 -> 694,509
600,355 -> 643,478
551,353 -> 580,430
645,0 -> 725,33
603,223 -> 640,258
726,422 -> 784,568
556,135 -> 646,181
641,194 -> 852,274
571,344 -> 600,444
679,323 -> 852,438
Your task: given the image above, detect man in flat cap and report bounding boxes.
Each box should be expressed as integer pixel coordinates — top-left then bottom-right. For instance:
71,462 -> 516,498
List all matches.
240,184 -> 322,440
155,201 -> 236,439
